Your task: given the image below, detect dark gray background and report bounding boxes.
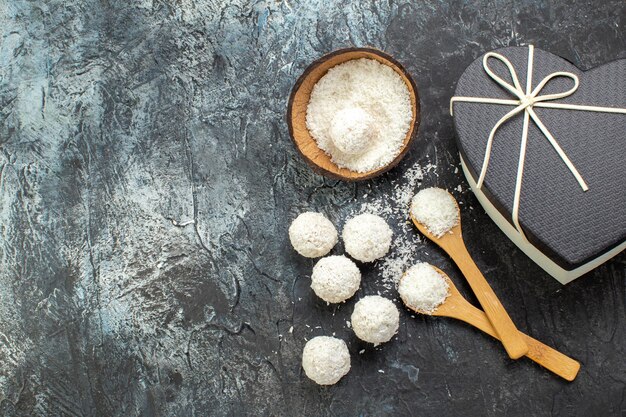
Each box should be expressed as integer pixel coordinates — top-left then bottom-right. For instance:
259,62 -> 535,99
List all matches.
0,1 -> 624,416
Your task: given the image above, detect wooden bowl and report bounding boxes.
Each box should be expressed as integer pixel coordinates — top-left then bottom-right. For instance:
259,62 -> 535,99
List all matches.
287,47 -> 420,181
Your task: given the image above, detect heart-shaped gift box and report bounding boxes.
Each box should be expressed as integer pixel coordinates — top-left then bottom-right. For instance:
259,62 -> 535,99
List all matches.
452,45 -> 626,284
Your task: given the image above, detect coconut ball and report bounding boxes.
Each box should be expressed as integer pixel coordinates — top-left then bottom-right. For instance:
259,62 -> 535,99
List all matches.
399,263 -> 450,314
411,187 -> 459,237
302,336 -> 351,385
329,107 -> 376,155
351,295 -> 399,345
342,213 -> 392,262
289,212 -> 338,258
311,256 -> 361,303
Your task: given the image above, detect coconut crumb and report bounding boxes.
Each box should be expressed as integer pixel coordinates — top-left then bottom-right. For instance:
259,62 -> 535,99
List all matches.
288,212 -> 338,258
398,263 -> 450,314
342,214 -> 393,262
311,255 -> 361,303
351,296 -> 399,346
410,187 -> 459,237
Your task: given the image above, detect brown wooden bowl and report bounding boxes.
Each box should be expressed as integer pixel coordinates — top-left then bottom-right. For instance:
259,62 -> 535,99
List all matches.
287,47 -> 420,181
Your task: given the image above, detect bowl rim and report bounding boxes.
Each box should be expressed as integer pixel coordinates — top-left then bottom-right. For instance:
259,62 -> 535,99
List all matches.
286,46 -> 421,181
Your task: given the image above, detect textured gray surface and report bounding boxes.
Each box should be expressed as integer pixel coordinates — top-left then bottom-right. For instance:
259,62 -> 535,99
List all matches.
0,1 -> 625,416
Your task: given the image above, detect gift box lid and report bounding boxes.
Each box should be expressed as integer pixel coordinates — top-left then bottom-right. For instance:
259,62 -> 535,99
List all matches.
452,46 -> 626,271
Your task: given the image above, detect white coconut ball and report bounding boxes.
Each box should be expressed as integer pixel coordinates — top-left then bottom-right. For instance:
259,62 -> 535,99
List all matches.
329,107 -> 376,155
351,295 -> 399,346
311,256 -> 361,303
410,187 -> 459,237
342,213 -> 392,262
289,212 -> 338,258
398,263 -> 450,314
301,336 -> 351,385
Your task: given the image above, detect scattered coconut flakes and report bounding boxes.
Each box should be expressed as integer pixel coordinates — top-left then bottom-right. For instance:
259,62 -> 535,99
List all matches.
351,162 -> 437,291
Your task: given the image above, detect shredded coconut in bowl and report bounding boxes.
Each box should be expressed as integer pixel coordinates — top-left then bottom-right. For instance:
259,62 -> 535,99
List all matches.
410,187 -> 459,237
311,255 -> 361,304
302,336 -> 351,385
306,58 -> 412,173
289,212 -> 338,258
350,295 -> 399,346
342,213 -> 393,262
398,263 -> 450,314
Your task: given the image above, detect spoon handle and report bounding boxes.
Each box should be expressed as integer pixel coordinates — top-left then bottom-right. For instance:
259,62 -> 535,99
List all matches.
448,240 -> 528,359
448,302 -> 580,381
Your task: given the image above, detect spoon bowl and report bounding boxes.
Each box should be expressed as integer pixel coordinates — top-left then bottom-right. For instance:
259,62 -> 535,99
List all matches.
401,265 -> 470,319
287,47 -> 420,181
399,266 -> 580,381
410,195 -> 464,251
410,189 -> 529,359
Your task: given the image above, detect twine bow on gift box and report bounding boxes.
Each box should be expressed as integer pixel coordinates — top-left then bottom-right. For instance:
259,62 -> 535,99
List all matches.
450,45 -> 626,238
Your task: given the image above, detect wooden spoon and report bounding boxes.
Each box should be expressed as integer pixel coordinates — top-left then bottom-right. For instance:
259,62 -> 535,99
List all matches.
287,47 -> 420,181
410,195 -> 529,359
400,267 -> 580,381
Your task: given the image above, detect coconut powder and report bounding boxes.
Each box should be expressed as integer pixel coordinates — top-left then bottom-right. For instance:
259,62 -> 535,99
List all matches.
306,58 -> 412,173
